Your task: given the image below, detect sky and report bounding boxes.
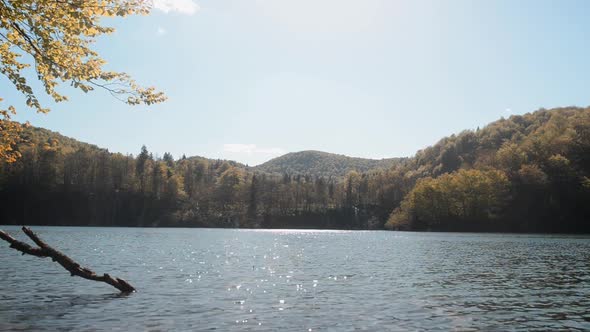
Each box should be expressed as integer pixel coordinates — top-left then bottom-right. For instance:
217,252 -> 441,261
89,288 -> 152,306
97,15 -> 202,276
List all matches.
4,0 -> 590,165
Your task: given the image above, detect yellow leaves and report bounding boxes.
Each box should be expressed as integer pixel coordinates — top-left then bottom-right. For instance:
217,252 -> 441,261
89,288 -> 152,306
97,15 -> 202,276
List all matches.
0,98 -> 24,163
0,0 -> 166,162
547,154 -> 570,168
389,169 -> 510,228
518,164 -> 548,186
42,138 -> 60,151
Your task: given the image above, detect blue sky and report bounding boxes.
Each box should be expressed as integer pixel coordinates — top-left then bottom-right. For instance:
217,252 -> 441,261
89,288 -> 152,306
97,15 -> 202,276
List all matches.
5,0 -> 590,165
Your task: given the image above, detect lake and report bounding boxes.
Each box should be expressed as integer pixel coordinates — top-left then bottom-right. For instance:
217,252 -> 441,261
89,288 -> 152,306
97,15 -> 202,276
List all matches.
0,227 -> 589,331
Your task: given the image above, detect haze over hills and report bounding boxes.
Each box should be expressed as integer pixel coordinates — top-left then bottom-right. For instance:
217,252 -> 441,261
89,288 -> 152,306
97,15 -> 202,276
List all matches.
253,151 -> 406,177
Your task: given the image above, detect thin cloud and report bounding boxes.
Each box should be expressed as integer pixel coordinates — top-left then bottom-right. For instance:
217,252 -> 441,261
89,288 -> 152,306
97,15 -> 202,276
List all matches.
152,0 -> 200,15
223,144 -> 285,155
156,26 -> 167,36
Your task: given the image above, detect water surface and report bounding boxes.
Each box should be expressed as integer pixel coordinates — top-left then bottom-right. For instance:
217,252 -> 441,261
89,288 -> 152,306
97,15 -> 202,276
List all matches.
1,227 -> 589,331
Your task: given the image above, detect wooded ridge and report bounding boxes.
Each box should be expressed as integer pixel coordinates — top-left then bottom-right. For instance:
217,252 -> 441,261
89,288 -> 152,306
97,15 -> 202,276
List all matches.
1,107 -> 589,232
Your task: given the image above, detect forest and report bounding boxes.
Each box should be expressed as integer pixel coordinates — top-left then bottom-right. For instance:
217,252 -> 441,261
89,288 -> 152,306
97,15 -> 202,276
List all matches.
1,106 -> 589,233
255,150 -> 404,177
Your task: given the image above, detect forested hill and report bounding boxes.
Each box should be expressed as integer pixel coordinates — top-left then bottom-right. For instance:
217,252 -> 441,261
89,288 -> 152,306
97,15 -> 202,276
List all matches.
19,126 -> 245,168
1,106 -> 589,232
254,151 -> 405,177
20,126 -> 102,154
15,127 -> 401,178
386,106 -> 590,232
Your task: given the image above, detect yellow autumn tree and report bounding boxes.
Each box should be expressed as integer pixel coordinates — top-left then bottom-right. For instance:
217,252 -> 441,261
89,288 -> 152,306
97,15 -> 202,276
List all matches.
386,169 -> 510,230
0,0 -> 166,162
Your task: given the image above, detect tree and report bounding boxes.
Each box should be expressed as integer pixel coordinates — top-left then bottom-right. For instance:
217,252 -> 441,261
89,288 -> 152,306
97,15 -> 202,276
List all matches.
0,0 -> 166,162
496,142 -> 527,175
216,166 -> 243,208
517,164 -> 547,186
438,144 -> 461,174
247,174 -> 259,223
163,152 -> 174,168
152,161 -> 165,199
136,145 -> 150,193
0,99 -> 24,162
386,169 -> 510,230
344,171 -> 361,208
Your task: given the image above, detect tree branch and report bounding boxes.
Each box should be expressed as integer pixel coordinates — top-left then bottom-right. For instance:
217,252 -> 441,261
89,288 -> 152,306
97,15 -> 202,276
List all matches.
0,227 -> 135,293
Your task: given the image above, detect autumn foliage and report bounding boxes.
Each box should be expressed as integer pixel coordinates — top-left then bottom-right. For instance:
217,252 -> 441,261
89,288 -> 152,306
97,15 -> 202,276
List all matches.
0,0 -> 166,162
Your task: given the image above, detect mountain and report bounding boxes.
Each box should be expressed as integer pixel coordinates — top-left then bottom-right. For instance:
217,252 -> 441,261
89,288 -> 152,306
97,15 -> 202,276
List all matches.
254,150 -> 406,178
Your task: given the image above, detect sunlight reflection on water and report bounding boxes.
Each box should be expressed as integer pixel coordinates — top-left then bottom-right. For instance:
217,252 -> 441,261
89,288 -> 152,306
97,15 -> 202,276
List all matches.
0,227 -> 589,331
244,228 -> 354,234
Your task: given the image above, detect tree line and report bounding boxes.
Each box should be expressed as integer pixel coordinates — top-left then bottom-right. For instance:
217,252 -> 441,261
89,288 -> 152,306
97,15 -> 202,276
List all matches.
1,107 -> 589,232
0,129 -> 389,229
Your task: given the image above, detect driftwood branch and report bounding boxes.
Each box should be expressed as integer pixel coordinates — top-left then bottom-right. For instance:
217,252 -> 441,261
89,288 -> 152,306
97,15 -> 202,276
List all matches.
0,227 -> 135,293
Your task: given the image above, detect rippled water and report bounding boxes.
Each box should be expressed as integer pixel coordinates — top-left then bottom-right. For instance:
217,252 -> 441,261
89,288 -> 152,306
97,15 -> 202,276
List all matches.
0,227 -> 589,331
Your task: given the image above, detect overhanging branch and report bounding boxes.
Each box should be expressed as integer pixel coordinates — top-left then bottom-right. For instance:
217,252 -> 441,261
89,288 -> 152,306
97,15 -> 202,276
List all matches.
0,226 -> 135,293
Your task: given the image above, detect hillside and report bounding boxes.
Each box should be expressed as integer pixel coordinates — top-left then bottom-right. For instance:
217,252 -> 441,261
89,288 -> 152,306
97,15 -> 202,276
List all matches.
16,125 -> 249,166
386,106 -> 590,232
16,127 -> 400,178
254,150 -> 405,177
1,106 -> 589,232
20,126 -> 103,154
